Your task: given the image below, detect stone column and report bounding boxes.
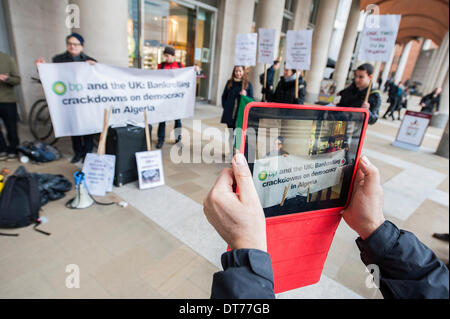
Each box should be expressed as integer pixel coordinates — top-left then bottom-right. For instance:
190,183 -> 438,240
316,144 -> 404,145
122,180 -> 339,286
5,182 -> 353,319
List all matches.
435,69 -> 449,155
292,0 -> 313,30
380,45 -> 395,88
250,0 -> 286,99
423,31 -> 449,94
372,61 -> 382,88
69,0 -> 129,67
430,69 -> 449,129
305,0 -> 339,102
393,41 -> 412,84
333,0 -> 361,92
433,49 -> 449,90
210,0 -> 255,105
332,0 -> 360,93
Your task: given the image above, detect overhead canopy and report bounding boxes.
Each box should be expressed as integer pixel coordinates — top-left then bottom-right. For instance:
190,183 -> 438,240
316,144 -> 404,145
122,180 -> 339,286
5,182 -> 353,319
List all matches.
360,0 -> 449,45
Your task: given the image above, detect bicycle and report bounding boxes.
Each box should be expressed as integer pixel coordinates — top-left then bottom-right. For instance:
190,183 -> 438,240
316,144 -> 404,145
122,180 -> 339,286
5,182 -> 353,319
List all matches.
28,77 -> 58,145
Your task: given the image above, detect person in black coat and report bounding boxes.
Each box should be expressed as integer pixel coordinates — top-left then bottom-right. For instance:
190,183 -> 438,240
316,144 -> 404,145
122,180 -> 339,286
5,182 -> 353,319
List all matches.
204,154 -> 449,299
266,64 -> 306,105
420,88 -> 442,114
337,63 -> 381,125
35,33 -> 97,163
383,82 -> 403,120
259,60 -> 280,100
220,66 -> 254,129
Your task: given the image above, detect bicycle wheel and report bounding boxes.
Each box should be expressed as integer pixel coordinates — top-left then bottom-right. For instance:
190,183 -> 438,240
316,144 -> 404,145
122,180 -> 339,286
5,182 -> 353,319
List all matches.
30,101 -> 57,145
28,99 -> 47,138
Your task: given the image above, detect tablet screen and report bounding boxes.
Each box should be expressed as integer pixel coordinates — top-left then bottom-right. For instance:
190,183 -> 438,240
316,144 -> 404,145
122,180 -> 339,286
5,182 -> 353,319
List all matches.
243,106 -> 366,218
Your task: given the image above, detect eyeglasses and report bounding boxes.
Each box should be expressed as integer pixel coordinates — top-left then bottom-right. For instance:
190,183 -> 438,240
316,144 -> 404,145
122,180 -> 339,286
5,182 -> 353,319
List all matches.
66,42 -> 82,47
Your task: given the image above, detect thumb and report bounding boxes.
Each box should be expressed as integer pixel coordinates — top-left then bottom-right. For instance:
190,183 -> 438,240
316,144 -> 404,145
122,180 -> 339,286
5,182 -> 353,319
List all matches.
232,153 -> 259,205
358,156 -> 380,191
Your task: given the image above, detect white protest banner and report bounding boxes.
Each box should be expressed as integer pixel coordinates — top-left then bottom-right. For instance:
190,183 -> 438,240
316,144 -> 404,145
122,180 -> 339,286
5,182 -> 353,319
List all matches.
285,30 -> 313,70
37,63 -> 196,137
258,29 -> 276,65
358,14 -> 401,62
82,153 -> 116,196
253,150 -> 346,208
135,150 -> 165,189
235,33 -> 258,66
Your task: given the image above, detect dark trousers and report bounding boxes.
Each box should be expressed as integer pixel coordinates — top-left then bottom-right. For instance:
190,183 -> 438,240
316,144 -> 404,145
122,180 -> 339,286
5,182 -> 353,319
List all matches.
0,102 -> 20,154
71,134 -> 94,156
383,97 -> 400,119
157,119 -> 182,142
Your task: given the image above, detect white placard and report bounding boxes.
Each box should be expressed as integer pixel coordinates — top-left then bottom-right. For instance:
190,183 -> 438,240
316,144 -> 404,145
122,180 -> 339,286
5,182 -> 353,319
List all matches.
235,33 -> 258,66
358,14 -> 401,62
82,153 -> 116,196
285,30 -> 313,70
258,28 -> 276,65
37,63 -> 196,137
135,150 -> 165,189
395,111 -> 432,146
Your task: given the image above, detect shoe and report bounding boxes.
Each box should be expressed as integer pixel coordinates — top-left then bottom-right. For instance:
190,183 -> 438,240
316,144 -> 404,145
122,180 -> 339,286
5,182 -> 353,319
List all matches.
0,152 -> 7,160
156,141 -> 164,149
70,153 -> 83,163
7,153 -> 17,159
81,154 -> 87,163
432,233 -> 449,242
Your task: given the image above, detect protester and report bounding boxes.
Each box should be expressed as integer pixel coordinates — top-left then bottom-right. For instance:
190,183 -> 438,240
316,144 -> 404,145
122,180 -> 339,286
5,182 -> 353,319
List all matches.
0,51 -> 21,159
204,153 -> 449,299
260,60 -> 280,100
265,136 -> 289,157
220,65 -> 254,129
35,32 -> 97,163
420,88 -> 442,114
266,63 -> 306,105
384,76 -> 393,94
382,82 -> 402,120
156,46 -> 184,149
337,63 -> 381,125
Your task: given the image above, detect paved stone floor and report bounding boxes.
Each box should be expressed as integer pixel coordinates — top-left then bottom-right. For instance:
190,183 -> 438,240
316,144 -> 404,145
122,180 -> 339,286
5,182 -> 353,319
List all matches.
0,95 -> 448,299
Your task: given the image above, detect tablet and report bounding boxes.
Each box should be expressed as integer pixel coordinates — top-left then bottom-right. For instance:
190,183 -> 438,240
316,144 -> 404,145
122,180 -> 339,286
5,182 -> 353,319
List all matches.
239,102 -> 369,293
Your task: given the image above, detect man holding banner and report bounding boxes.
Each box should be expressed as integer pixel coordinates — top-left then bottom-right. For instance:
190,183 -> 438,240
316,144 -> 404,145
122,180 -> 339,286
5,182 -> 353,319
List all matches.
35,32 -> 97,163
337,63 -> 381,125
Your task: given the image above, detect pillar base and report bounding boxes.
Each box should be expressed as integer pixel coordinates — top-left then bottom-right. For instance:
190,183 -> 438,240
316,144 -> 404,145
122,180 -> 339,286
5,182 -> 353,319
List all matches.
305,92 -> 319,104
430,113 -> 449,128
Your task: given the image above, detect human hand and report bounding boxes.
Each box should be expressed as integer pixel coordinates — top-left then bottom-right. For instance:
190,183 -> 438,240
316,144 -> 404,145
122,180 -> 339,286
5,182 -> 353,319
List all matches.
86,60 -> 96,65
203,153 -> 267,252
362,101 -> 370,109
341,156 -> 385,240
0,74 -> 8,82
35,57 -> 45,65
240,90 -> 247,96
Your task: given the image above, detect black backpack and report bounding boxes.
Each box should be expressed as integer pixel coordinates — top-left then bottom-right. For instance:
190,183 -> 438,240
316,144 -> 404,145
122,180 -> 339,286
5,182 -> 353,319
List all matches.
0,166 -> 50,236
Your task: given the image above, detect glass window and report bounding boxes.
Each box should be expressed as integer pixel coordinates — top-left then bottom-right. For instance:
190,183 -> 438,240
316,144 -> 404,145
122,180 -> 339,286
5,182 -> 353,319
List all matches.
128,0 -> 140,68
285,0 -> 295,12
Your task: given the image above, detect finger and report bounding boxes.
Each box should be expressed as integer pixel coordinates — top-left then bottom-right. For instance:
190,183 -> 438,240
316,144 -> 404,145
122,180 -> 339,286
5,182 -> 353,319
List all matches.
212,168 -> 235,193
358,156 -> 381,189
232,152 -> 259,205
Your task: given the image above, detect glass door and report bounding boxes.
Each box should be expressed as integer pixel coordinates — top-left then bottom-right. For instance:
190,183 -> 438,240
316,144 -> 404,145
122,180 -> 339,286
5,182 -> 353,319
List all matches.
194,7 -> 215,101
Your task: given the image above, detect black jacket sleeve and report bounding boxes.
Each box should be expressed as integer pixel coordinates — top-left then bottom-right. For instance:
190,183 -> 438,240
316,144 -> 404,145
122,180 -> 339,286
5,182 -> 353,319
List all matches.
356,220 -> 449,299
297,78 -> 307,105
367,92 -> 381,124
211,249 -> 276,299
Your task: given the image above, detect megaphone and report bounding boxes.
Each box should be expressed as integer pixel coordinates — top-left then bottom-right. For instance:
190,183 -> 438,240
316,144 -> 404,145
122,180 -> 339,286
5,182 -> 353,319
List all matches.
68,171 -> 94,209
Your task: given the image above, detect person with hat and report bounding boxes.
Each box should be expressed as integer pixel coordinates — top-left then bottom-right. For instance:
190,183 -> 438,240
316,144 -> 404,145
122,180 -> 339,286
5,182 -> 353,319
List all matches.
156,46 -> 185,149
35,32 -> 97,163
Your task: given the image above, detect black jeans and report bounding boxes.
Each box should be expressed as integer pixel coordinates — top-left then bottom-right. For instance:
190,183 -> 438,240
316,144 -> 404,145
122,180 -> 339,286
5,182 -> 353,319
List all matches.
157,119 -> 182,142
71,135 -> 94,156
0,102 -> 20,154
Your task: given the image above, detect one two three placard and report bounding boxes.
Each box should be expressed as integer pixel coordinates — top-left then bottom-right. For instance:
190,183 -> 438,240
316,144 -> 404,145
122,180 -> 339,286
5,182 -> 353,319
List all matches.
82,108 -> 164,196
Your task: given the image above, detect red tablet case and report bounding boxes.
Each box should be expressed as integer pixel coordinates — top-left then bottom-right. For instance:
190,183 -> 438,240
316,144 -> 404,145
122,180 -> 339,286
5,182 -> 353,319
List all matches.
239,102 -> 369,293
